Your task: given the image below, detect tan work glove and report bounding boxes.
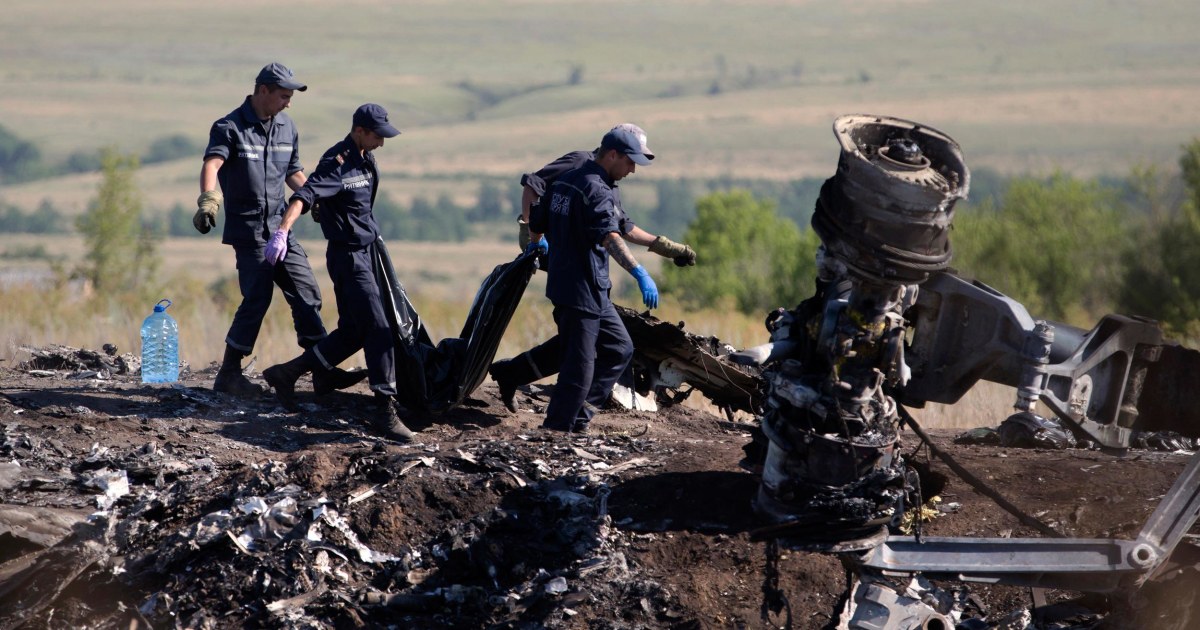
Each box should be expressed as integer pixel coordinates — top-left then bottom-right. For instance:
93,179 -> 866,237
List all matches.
518,218 -> 531,250
649,235 -> 697,267
194,190 -> 222,234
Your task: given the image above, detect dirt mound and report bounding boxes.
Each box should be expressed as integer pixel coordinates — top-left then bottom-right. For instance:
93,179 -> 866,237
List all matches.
1,351 -> 1197,628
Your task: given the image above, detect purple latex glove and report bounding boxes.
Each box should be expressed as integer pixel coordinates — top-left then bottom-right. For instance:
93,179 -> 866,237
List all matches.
265,229 -> 289,265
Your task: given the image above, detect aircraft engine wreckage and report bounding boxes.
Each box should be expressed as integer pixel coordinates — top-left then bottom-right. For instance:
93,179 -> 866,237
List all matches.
732,114 -> 1200,627
734,114 -> 970,550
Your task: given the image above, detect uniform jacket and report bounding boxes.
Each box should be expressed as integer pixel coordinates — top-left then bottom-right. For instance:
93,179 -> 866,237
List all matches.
522,150 -> 592,220
530,159 -> 632,313
290,136 -> 382,248
204,97 -> 303,246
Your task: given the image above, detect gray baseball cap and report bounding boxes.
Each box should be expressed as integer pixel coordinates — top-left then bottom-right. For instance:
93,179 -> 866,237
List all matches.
601,123 -> 655,165
255,62 -> 307,92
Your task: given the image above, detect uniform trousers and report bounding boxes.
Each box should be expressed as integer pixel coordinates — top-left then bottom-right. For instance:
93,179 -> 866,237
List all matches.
491,336 -> 562,386
544,303 -> 633,431
225,237 -> 325,354
308,242 -> 397,395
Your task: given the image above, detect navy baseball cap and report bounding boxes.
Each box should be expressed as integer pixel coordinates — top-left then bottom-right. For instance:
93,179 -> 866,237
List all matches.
352,103 -> 401,138
255,62 -> 307,92
600,123 -> 655,165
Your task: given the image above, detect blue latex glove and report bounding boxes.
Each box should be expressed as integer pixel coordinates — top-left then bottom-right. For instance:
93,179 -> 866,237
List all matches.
265,229 -> 289,265
630,265 -> 658,309
525,236 -> 548,255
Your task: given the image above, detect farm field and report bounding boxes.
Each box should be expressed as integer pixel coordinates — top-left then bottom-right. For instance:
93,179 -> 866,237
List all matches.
2,1 -> 1199,218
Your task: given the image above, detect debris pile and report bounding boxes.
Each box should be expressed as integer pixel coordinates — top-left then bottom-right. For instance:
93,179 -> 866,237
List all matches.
0,377 -> 689,628
17,343 -> 145,379
735,115 -> 969,551
2,346 -> 1198,628
617,305 -> 764,416
955,415 -> 1200,452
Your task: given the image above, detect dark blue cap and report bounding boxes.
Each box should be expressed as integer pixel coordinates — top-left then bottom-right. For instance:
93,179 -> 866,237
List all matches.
352,103 -> 401,138
255,62 -> 307,92
600,123 -> 655,166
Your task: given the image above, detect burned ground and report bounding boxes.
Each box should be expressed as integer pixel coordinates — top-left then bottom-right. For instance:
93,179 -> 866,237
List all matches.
1,350 -> 1197,629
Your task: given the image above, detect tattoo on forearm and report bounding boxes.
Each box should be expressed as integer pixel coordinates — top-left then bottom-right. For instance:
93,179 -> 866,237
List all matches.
604,232 -> 640,272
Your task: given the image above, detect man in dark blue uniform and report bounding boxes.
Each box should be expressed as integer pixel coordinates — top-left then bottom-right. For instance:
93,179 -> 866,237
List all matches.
195,62 -> 363,398
527,124 -> 664,433
489,124 -> 697,413
261,104 -> 414,441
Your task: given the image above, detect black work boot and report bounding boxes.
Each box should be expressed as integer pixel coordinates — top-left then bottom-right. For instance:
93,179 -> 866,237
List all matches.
263,354 -> 315,412
372,393 -> 415,443
213,345 -> 265,397
312,366 -> 369,396
487,363 -> 519,413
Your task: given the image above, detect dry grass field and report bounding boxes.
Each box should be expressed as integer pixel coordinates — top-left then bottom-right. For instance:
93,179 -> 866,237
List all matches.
0,233 -> 757,389
0,234 -> 537,362
3,0 -> 1196,430
0,231 -> 1029,431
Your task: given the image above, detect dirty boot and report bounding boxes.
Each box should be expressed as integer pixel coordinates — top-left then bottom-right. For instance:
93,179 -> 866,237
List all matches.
372,393 -> 415,443
263,354 -> 314,412
312,366 -> 368,396
213,345 -> 265,397
487,363 -> 519,413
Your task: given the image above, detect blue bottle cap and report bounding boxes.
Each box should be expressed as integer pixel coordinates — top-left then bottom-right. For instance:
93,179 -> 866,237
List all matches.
154,298 -> 172,312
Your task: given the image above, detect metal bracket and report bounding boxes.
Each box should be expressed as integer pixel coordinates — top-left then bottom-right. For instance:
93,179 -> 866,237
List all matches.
857,449 -> 1200,593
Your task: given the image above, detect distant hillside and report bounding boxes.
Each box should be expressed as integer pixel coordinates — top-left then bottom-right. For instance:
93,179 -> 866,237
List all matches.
2,0 -> 1199,214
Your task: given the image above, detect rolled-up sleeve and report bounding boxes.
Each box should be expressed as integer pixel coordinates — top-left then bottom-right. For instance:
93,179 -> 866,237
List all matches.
289,158 -> 342,210
204,120 -> 234,161
520,171 -> 547,197
286,132 -> 303,177
584,187 -> 621,245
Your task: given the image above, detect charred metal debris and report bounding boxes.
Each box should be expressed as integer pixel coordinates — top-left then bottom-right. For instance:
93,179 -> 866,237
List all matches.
1,395 -> 689,628
617,305 -> 765,417
734,114 -> 970,551
734,114 -> 1200,628
17,343 -> 149,380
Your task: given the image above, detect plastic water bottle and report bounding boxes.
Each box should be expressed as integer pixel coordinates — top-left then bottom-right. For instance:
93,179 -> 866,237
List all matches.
141,298 -> 179,383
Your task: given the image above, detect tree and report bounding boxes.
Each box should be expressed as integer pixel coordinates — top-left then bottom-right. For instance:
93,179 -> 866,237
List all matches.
0,198 -> 65,234
431,193 -> 469,242
167,202 -> 201,237
951,173 -> 1124,323
1118,139 -> 1200,338
1182,138 -> 1200,210
143,134 -> 200,164
650,178 -> 696,240
373,192 -> 409,240
567,64 -> 585,86
27,199 -> 64,233
63,149 -> 102,174
475,181 -> 507,221
0,123 -> 43,182
75,148 -> 159,294
664,190 -> 818,314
